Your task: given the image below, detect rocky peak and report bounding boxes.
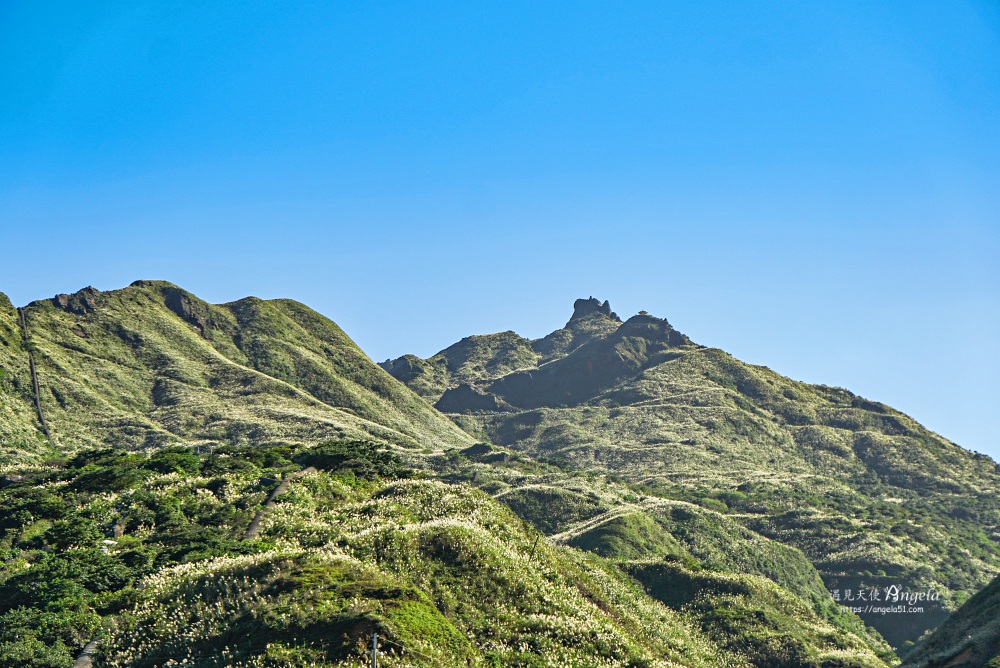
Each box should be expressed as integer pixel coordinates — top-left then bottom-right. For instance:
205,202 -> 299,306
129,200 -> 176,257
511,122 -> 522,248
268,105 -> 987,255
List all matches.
570,297 -> 621,323
52,286 -> 103,315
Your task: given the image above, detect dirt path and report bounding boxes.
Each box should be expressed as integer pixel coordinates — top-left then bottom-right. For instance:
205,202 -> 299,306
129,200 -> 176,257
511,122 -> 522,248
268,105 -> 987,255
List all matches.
244,467 -> 317,539
73,639 -> 99,668
17,307 -> 56,448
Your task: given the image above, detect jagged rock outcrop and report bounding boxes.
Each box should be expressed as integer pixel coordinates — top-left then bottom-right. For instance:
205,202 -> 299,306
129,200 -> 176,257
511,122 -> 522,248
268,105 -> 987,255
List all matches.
51,287 -> 103,315
571,296 -> 621,322
381,298 -> 641,401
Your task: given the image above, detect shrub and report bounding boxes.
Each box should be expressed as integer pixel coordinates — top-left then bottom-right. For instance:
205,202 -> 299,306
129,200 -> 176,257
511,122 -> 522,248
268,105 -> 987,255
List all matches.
146,446 -> 201,475
294,440 -> 409,480
45,518 -> 102,549
0,636 -> 75,668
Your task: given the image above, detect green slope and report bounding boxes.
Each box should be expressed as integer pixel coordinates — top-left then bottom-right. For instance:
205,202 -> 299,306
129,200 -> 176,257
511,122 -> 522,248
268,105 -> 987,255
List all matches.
485,312 -> 693,409
0,292 -> 51,467
387,298 -> 1000,652
0,442 -> 892,667
0,281 -> 472,464
900,575 -> 1000,668
379,330 -> 539,402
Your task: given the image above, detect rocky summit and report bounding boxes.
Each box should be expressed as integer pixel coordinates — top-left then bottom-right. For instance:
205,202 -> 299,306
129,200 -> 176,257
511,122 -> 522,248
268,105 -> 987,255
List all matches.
0,284 -> 997,668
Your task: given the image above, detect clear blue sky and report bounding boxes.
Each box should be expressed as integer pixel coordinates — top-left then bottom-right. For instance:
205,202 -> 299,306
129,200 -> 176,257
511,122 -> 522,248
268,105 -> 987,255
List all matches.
1,2 -> 998,457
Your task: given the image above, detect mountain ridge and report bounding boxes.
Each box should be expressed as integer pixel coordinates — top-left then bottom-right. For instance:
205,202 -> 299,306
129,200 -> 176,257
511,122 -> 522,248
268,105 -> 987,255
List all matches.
0,280 -> 473,468
385,297 -> 1000,652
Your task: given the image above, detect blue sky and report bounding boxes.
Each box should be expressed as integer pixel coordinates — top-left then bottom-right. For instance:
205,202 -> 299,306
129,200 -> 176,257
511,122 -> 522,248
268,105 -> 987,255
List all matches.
1,2 -> 998,456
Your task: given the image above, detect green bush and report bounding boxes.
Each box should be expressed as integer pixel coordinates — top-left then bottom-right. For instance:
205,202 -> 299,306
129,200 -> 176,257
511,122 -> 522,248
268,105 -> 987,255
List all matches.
0,636 -> 75,668
0,550 -> 132,612
213,444 -> 296,469
294,440 -> 409,480
146,446 -> 201,475
0,607 -> 101,651
44,518 -> 102,549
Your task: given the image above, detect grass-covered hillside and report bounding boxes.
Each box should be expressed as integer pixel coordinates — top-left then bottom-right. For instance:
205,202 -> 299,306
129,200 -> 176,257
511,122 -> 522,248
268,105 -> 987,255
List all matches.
387,298 -> 1000,652
379,331 -> 540,403
900,574 -> 1000,668
0,292 -> 47,465
2,283 -> 994,665
0,439 -> 894,667
0,281 -> 472,469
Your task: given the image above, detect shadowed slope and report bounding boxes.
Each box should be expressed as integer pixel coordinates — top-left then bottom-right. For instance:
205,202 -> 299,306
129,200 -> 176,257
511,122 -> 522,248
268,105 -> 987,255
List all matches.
379,296 -> 625,404
487,313 -> 693,409
900,575 -> 1000,668
379,330 -> 539,402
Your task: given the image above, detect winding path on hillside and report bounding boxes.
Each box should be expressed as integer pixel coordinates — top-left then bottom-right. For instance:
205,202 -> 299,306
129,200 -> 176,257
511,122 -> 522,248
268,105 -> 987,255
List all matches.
17,307 -> 56,448
244,467 -> 317,539
73,639 -> 99,668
